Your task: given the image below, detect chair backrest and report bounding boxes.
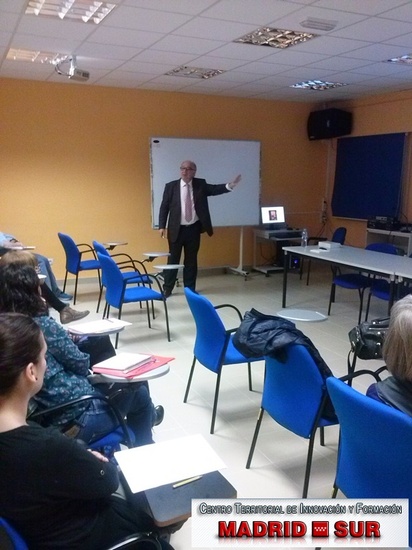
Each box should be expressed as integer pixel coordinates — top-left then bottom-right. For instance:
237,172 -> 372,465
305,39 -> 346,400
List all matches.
184,288 -> 231,373
331,226 -> 346,245
58,232 -> 81,273
365,242 -> 398,255
262,345 -> 331,438
93,241 -> 110,286
92,240 -> 110,258
327,377 -> 412,505
0,517 -> 28,550
97,252 -> 125,307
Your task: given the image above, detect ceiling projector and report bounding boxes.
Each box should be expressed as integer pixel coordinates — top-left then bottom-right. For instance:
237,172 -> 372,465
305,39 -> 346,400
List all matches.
69,66 -> 90,82
55,55 -> 90,82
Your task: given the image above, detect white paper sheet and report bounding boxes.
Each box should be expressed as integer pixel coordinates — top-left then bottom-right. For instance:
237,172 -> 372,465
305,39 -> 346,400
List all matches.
115,434 -> 226,493
68,318 -> 131,335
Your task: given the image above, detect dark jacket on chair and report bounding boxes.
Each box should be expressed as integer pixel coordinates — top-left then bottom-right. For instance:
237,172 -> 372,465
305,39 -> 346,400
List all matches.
233,309 -> 333,380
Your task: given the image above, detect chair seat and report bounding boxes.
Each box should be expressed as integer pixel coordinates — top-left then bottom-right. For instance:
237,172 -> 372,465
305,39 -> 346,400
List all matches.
333,273 -> 371,290
122,286 -> 162,303
224,337 -> 258,365
79,259 -> 101,271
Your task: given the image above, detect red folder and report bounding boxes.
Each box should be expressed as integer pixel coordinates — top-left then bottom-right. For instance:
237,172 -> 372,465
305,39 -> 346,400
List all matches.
93,355 -> 174,378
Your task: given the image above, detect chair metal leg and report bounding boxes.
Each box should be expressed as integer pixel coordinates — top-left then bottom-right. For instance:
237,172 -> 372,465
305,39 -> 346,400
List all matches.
162,299 -> 170,342
364,290 -> 372,322
327,283 -> 336,316
306,259 -> 312,286
246,408 -> 264,469
247,363 -> 252,391
115,306 -> 122,349
183,357 -> 196,403
357,288 -> 365,324
146,302 -> 151,328
302,429 -> 317,498
74,274 -> 79,305
211,370 -> 223,434
63,271 -> 68,292
331,484 -> 338,498
320,426 -> 325,446
96,285 -> 103,313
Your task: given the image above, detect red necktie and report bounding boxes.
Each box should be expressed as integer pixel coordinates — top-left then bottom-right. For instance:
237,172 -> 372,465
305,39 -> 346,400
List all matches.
185,183 -> 192,222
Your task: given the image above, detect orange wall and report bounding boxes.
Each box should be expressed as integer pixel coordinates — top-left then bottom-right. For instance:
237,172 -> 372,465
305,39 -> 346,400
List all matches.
3,78 -> 412,279
0,78 -> 326,278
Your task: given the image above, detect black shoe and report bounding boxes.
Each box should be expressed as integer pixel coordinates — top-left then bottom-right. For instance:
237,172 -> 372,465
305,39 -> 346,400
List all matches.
163,287 -> 172,298
153,405 -> 164,427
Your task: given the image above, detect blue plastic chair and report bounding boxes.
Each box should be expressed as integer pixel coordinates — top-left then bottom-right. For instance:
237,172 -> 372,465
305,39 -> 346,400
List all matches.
302,226 -> 347,285
0,517 -> 28,549
97,252 -> 170,347
328,242 -> 397,324
28,393 -> 135,457
92,240 -> 152,313
58,232 -> 101,305
363,244 -> 405,320
326,377 -> 412,547
183,288 -> 263,434
246,345 -> 338,498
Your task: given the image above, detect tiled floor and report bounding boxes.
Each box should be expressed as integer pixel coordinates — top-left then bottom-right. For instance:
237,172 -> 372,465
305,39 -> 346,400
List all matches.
63,263 -> 393,550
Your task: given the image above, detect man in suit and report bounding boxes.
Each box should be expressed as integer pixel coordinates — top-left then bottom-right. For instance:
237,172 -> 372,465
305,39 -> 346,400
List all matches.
158,160 -> 241,297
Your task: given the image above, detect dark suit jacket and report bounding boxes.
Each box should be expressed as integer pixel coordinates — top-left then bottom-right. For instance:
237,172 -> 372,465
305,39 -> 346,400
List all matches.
158,178 -> 230,243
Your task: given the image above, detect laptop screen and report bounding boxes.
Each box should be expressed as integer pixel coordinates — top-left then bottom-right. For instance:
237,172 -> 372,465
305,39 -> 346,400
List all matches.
261,206 -> 285,225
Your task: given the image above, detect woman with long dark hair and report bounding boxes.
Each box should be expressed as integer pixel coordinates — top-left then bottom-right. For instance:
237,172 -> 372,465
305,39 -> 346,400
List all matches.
0,262 -> 161,446
0,312 -> 173,549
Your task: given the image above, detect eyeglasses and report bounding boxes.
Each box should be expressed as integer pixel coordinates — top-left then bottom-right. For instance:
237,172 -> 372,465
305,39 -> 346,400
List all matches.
180,166 -> 195,171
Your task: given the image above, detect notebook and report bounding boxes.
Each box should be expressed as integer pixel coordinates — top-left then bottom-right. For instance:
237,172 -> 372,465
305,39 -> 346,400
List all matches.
93,355 -> 174,378
93,352 -> 152,374
68,318 -> 131,336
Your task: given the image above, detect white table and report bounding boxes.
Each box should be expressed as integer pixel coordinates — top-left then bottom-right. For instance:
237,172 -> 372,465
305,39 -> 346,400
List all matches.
142,251 -> 170,263
153,264 -> 184,271
276,308 -> 327,322
103,241 -> 128,251
282,245 -> 406,309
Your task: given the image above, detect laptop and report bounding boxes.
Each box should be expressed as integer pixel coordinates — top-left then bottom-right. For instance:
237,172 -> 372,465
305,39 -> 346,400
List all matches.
260,206 -> 287,230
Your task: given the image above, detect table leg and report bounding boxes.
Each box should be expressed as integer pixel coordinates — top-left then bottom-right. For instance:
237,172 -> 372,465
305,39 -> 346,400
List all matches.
282,250 -> 289,308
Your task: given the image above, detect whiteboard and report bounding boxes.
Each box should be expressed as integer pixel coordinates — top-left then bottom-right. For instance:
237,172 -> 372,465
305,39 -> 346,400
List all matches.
150,137 -> 261,228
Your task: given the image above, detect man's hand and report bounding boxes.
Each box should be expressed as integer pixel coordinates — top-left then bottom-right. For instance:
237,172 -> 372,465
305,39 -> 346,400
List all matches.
159,228 -> 167,239
228,174 -> 241,190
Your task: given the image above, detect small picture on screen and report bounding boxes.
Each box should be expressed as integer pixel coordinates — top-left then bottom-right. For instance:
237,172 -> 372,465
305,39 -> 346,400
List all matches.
261,206 -> 285,225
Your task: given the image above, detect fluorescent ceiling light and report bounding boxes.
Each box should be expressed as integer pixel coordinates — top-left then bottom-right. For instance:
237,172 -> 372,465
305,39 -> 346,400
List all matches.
25,1 -> 116,24
165,66 -> 225,79
386,54 -> 412,65
291,79 -> 347,90
234,27 -> 317,49
7,48 -> 66,64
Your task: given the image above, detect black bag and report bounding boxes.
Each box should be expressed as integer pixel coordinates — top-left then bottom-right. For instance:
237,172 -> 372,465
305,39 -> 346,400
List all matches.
348,317 -> 390,360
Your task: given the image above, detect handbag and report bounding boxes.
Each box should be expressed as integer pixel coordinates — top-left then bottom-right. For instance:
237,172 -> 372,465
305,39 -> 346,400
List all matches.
348,317 -> 390,360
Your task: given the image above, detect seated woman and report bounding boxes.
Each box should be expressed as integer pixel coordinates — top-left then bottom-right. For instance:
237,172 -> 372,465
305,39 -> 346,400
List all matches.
0,312 -> 174,549
0,250 -> 89,324
367,294 -> 412,415
0,263 -> 163,446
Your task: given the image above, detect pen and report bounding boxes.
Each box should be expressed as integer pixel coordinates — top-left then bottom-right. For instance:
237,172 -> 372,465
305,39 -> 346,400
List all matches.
172,475 -> 202,489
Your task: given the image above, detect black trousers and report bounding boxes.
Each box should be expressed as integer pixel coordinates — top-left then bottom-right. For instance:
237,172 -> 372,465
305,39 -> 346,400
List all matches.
164,222 -> 201,292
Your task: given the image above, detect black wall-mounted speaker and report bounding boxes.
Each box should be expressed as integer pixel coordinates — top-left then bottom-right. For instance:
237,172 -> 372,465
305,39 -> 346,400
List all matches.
307,108 -> 352,141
